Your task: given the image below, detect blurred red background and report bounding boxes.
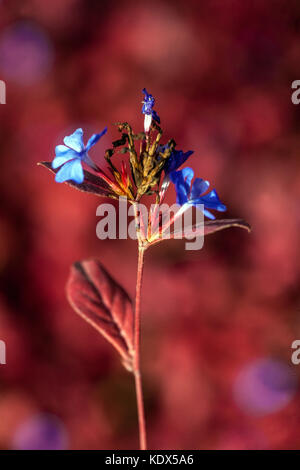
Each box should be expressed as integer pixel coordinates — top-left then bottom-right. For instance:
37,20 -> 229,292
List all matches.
0,0 -> 300,450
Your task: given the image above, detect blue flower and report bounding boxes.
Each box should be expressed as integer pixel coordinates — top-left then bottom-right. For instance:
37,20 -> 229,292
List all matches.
162,146 -> 194,175
169,167 -> 227,219
52,127 -> 107,183
158,145 -> 194,201
142,88 -> 160,131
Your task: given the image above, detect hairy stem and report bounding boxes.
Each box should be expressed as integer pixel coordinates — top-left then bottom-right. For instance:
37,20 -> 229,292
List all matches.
134,245 -> 147,450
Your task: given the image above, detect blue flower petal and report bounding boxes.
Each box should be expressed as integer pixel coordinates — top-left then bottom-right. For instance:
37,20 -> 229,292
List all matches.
203,209 -> 216,219
193,189 -> 227,212
86,127 -> 107,151
142,88 -> 155,115
151,109 -> 160,124
169,168 -> 194,206
52,155 -> 73,169
52,146 -> 78,169
200,189 -> 227,211
188,200 -> 216,219
164,149 -> 194,175
142,88 -> 150,99
63,128 -> 84,152
190,178 -> 210,199
202,207 -> 216,219
55,145 -> 73,157
181,167 -> 194,187
55,158 -> 84,184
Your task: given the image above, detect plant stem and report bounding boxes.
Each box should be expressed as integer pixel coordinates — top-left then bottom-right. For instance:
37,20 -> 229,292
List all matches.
134,245 -> 147,450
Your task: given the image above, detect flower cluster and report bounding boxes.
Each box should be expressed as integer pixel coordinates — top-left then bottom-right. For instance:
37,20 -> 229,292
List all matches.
45,89 -> 227,220
38,87 -> 250,455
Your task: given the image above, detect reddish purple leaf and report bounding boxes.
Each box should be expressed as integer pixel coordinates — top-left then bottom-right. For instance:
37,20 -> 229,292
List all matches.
38,161 -> 117,199
177,218 -> 251,238
67,260 -> 135,372
149,218 -> 251,247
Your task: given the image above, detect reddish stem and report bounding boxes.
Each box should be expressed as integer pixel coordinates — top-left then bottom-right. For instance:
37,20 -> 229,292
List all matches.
134,246 -> 147,450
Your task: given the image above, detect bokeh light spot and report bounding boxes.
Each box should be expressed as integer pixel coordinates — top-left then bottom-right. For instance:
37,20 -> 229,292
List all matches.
0,21 -> 54,85
233,358 -> 298,416
12,413 -> 68,450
